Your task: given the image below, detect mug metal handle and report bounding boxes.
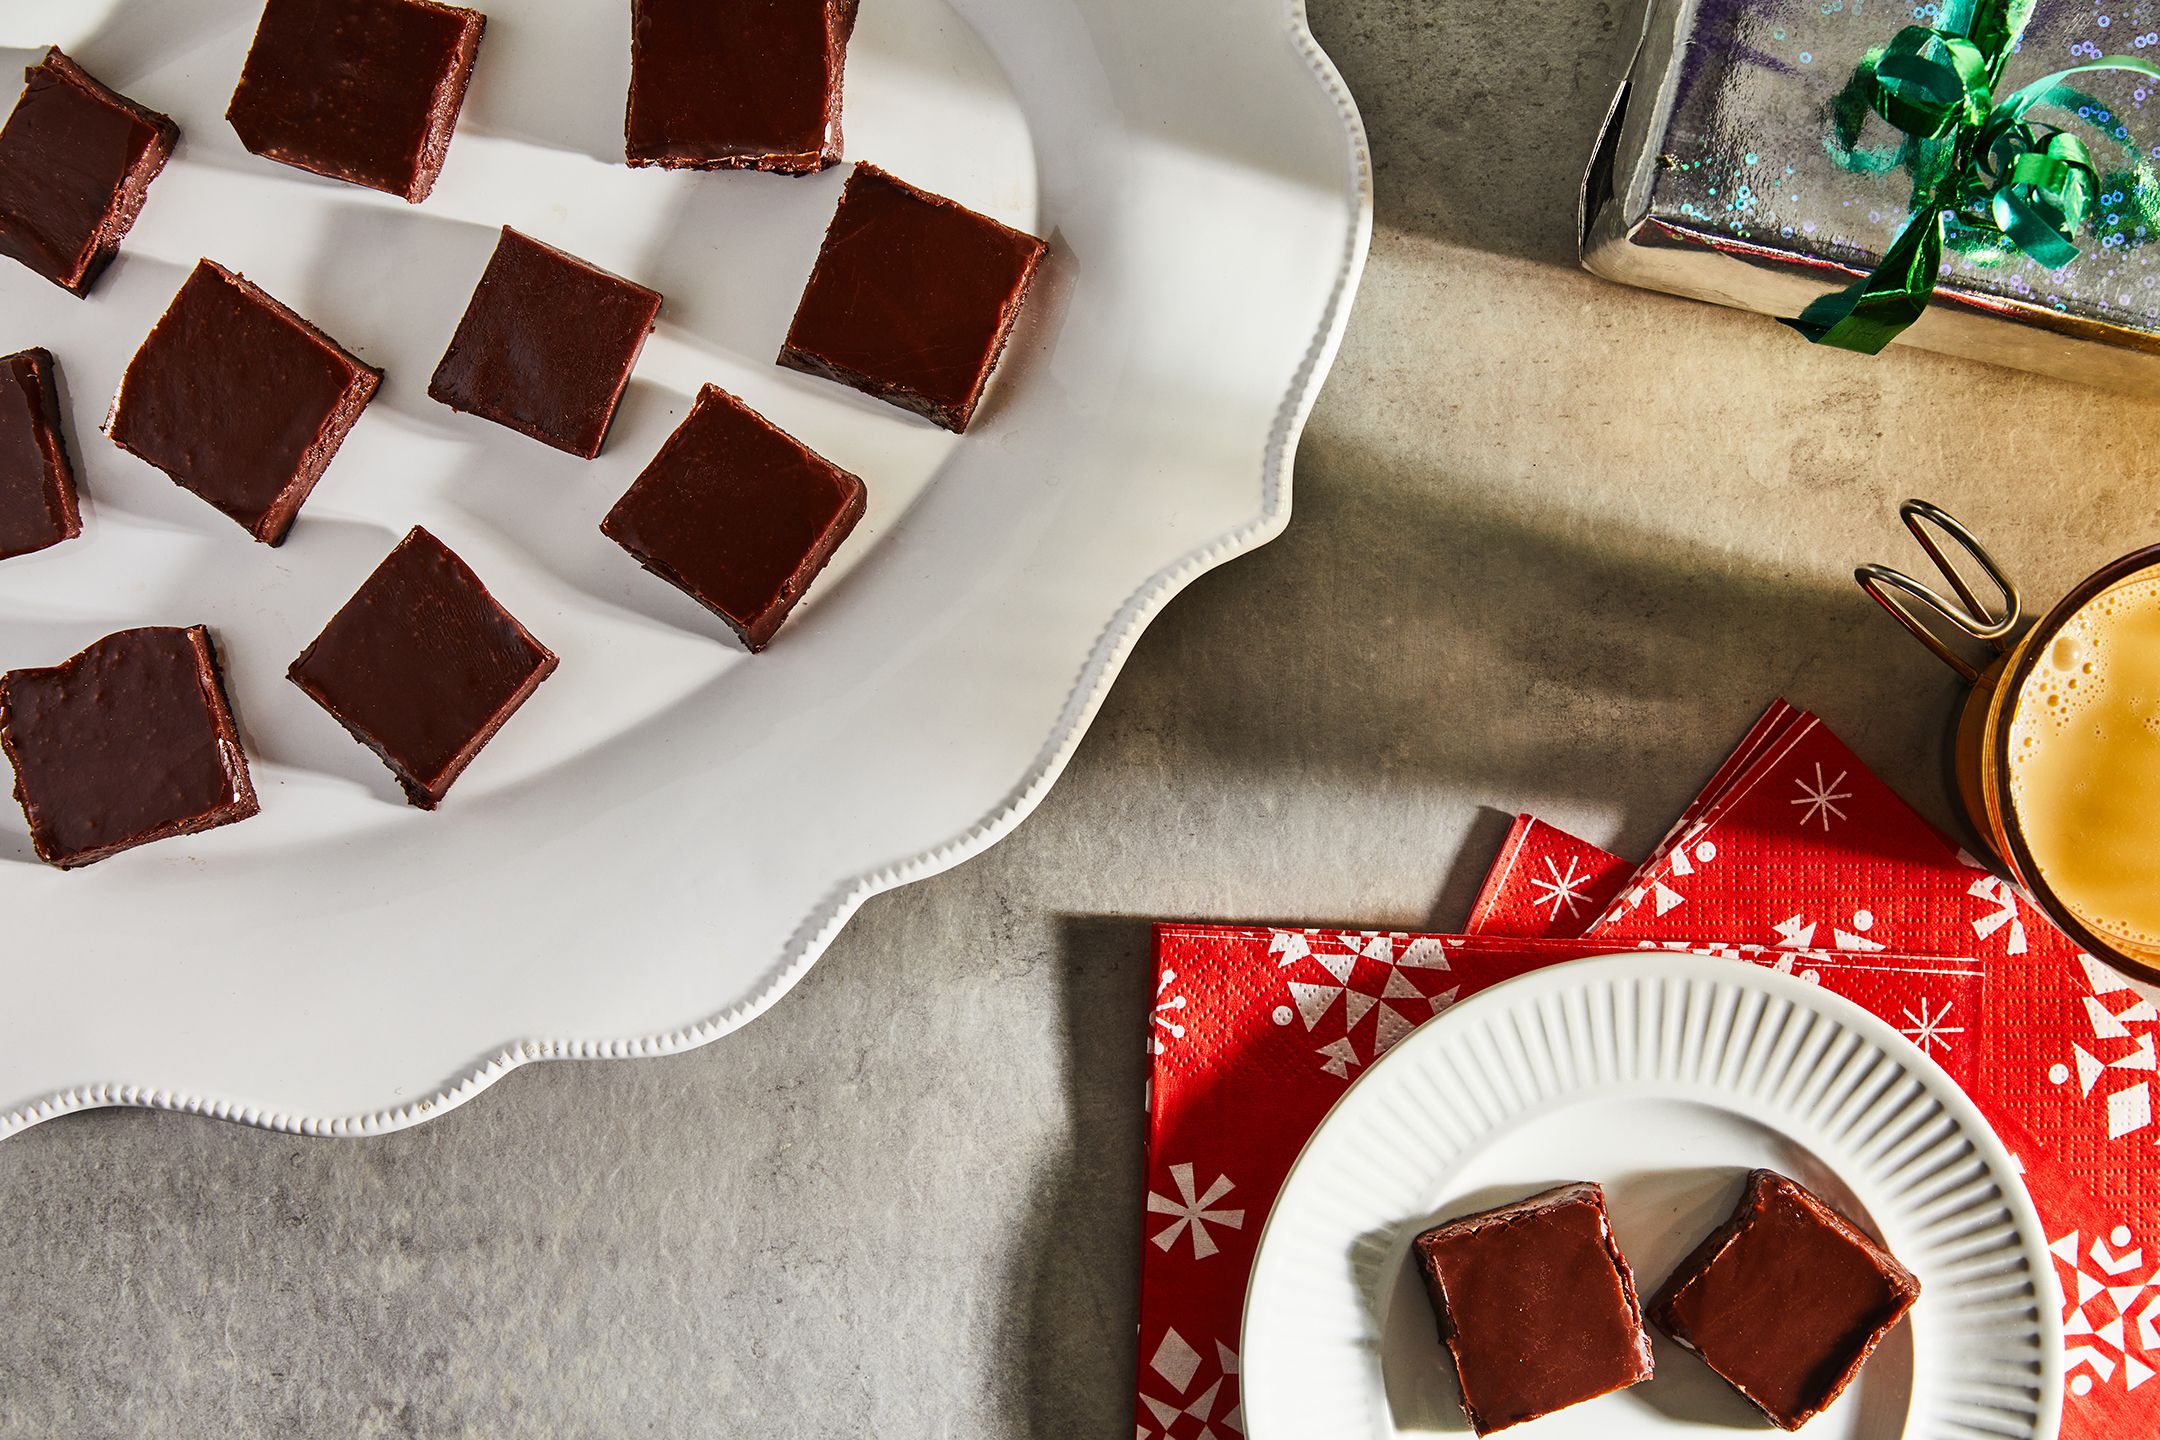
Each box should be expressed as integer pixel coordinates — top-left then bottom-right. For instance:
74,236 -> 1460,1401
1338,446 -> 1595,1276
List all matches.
1855,499 -> 2023,684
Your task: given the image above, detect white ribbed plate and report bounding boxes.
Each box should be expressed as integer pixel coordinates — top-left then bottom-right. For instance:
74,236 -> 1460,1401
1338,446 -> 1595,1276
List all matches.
1243,953 -> 2060,1440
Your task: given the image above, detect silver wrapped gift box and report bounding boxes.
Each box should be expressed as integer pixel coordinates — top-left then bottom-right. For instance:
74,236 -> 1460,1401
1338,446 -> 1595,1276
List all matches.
1582,0 -> 2160,390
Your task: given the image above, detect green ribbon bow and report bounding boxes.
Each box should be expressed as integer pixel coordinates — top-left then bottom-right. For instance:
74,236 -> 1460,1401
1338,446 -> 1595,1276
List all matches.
1786,0 -> 2160,353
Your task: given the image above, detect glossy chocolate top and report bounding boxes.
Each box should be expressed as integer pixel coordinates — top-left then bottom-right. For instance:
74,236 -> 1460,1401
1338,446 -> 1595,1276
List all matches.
627,0 -> 844,170
601,385 -> 866,651
287,526 -> 556,807
1415,1182 -> 1654,1434
781,164 -> 1045,432
227,0 -> 487,202
108,261 -> 381,545
428,227 -> 662,459
0,48 -> 178,293
1650,1170 -> 1920,1429
0,347 -> 80,561
0,625 -> 258,868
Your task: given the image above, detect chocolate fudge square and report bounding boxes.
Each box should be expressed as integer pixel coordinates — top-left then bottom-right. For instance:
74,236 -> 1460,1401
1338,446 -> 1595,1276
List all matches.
1414,1182 -> 1654,1435
779,163 -> 1046,432
601,385 -> 866,651
428,227 -> 662,458
107,260 -> 382,545
0,348 -> 80,561
227,0 -> 488,203
0,626 -> 259,869
626,0 -> 849,173
288,526 -> 556,808
0,48 -> 178,295
1650,1170 -> 1920,1430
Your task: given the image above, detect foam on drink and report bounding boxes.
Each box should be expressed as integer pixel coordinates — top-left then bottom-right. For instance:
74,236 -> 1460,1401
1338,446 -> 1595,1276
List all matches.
2007,571 -> 2160,952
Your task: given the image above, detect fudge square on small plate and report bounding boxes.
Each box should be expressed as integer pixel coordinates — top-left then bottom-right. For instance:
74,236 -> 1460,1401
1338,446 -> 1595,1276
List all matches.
1413,1182 -> 1656,1435
601,385 -> 866,651
107,260 -> 382,545
626,0 -> 851,173
227,0 -> 488,203
288,526 -> 557,809
780,163 -> 1046,433
0,625 -> 259,869
0,348 -> 81,562
0,48 -> 179,295
1650,1169 -> 1920,1430
429,227 -> 663,458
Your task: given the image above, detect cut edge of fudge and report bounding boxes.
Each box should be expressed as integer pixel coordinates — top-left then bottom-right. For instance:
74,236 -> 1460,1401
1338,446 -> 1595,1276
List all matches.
3,48 -> 181,296
407,4 -> 488,201
1413,1181 -> 1655,1435
105,260 -> 384,546
286,526 -> 559,809
1648,1169 -> 1921,1430
777,162 -> 1047,433
0,347 -> 82,560
0,624 -> 259,869
425,227 -> 663,459
624,0 -> 848,174
225,0 -> 488,203
599,384 -> 867,652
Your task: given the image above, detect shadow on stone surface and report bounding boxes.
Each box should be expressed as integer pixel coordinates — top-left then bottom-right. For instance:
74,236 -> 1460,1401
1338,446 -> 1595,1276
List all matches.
994,913 -> 1151,1439
1093,422 -> 1970,872
1430,806 -> 1519,929
1307,0 -> 1639,267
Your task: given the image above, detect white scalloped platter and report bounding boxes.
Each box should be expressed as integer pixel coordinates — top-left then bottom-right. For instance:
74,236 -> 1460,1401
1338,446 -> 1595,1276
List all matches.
1243,953 -> 2062,1440
0,0 -> 1370,1136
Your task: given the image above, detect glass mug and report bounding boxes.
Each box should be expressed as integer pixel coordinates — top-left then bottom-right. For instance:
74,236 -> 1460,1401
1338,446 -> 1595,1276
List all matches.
1860,500 -> 2160,988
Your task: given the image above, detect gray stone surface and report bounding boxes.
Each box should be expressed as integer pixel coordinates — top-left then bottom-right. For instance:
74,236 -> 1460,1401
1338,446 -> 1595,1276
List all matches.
6,2 -> 2158,1436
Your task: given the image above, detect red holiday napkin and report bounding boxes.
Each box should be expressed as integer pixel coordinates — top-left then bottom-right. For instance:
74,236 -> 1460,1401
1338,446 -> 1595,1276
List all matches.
1567,703 -> 2160,1422
1134,701 -> 2160,1439
1462,815 -> 1632,938
1139,926 -> 2000,1435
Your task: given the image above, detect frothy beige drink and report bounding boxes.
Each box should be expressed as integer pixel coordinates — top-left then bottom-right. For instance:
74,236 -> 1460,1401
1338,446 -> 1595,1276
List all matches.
2007,571 -> 2160,952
